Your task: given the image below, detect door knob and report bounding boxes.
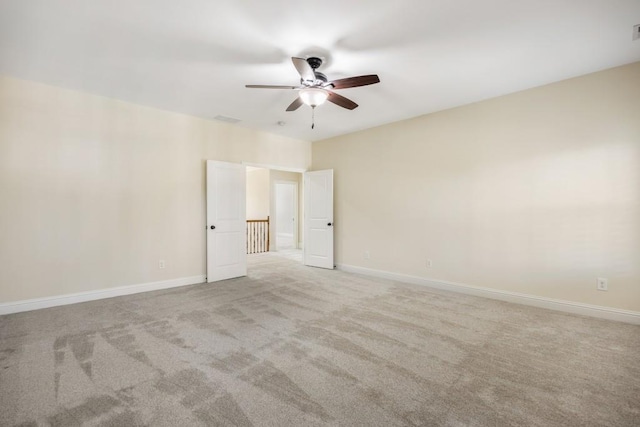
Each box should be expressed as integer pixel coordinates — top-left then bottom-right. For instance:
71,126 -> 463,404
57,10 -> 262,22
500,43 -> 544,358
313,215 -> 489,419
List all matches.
210,225 -> 216,230
327,222 -> 333,226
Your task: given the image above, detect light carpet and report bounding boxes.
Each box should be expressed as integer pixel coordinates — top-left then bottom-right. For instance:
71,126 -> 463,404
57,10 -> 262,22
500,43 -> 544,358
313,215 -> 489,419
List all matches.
1,252 -> 639,426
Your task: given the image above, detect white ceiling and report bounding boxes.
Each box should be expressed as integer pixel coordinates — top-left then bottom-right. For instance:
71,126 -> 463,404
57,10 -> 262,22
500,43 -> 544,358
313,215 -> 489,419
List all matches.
1,0 -> 639,142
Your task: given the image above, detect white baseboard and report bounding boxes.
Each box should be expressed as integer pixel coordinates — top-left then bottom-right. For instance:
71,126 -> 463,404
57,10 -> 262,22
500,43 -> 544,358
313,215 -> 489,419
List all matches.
337,264 -> 640,325
0,275 -> 207,316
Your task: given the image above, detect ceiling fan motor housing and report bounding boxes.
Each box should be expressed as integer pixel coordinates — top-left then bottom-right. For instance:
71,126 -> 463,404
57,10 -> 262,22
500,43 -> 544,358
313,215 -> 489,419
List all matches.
305,57 -> 327,83
313,72 -> 328,83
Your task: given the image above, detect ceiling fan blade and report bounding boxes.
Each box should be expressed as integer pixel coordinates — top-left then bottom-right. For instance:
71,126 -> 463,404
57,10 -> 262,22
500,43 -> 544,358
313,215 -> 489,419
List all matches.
245,84 -> 300,89
286,97 -> 303,111
328,74 -> 380,90
291,57 -> 315,82
327,91 -> 358,110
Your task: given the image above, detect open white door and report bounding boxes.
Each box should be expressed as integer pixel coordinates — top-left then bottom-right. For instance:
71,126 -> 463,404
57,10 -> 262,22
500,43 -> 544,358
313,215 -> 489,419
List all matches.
206,160 -> 246,282
304,170 -> 334,269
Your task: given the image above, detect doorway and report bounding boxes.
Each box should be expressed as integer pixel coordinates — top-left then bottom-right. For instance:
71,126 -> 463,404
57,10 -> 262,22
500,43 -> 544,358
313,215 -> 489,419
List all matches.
206,161 -> 335,283
245,166 -> 304,260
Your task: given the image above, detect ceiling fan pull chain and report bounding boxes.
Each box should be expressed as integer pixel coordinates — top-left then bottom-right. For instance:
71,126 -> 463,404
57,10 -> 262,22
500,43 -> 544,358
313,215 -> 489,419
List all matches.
311,106 -> 315,129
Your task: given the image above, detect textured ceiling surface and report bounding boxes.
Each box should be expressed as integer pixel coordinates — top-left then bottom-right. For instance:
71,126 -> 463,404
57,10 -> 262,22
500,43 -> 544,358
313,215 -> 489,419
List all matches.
1,0 -> 639,141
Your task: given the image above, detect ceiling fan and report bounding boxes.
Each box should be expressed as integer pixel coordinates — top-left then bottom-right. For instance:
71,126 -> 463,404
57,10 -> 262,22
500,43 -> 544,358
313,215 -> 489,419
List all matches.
246,56 -> 380,128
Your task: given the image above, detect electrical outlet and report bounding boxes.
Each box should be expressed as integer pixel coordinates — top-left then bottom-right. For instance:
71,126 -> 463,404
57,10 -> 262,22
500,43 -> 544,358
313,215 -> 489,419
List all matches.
159,260 -> 166,269
597,277 -> 608,291
426,259 -> 433,268
364,251 -> 370,260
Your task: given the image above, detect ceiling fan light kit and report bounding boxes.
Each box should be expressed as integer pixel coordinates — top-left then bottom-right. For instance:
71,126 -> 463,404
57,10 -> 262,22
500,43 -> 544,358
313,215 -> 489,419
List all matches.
299,88 -> 328,107
246,56 -> 380,129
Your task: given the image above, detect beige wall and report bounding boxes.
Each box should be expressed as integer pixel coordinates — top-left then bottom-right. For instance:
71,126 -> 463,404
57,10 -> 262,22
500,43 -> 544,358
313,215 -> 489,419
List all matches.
246,168 -> 270,220
269,170 -> 303,249
0,76 -> 311,303
312,62 -> 640,312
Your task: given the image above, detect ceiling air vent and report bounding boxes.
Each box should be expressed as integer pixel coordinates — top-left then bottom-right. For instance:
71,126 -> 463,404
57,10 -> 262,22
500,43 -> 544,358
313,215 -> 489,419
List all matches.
214,115 -> 241,124
634,24 -> 640,41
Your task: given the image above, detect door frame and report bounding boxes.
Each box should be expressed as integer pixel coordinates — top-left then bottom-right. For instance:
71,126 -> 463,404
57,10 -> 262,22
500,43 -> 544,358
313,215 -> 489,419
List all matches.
273,180 -> 298,250
242,162 -> 306,174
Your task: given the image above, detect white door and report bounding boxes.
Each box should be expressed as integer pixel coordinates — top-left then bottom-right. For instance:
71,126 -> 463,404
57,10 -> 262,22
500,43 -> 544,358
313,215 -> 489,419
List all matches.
206,160 -> 246,282
275,182 -> 297,250
304,170 -> 333,269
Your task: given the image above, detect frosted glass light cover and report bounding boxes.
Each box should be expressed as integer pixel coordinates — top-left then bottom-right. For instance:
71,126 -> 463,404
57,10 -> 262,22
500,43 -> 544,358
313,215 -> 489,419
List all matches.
299,88 -> 328,107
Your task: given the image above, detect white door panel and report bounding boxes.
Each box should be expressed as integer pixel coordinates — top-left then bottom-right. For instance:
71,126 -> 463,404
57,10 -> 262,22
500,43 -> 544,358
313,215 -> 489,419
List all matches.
275,181 -> 297,249
207,160 -> 246,282
304,170 -> 333,269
